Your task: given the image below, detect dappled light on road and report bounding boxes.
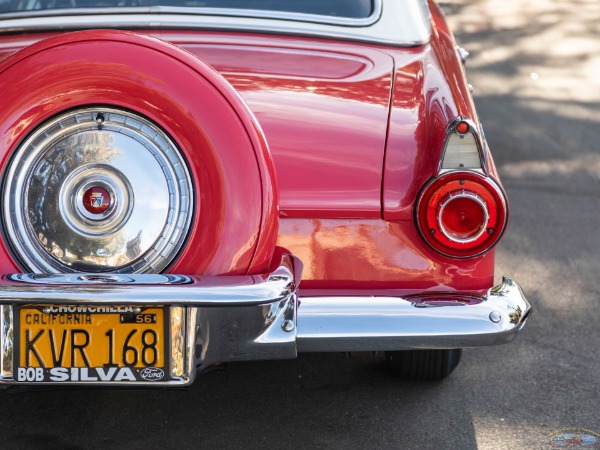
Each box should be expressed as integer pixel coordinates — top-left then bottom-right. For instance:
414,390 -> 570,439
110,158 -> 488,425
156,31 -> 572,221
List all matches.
444,0 -> 600,104
445,1 -> 600,447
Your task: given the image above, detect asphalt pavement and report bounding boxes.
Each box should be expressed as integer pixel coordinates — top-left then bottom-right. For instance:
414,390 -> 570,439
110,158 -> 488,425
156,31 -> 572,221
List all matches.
2,1 -> 600,449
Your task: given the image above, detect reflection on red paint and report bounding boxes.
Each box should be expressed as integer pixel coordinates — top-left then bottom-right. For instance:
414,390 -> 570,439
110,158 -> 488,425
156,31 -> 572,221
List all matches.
278,218 -> 493,296
0,29 -> 497,291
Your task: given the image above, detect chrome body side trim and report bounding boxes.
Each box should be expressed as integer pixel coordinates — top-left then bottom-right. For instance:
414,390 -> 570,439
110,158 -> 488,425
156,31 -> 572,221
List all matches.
296,277 -> 530,352
0,0 -> 431,46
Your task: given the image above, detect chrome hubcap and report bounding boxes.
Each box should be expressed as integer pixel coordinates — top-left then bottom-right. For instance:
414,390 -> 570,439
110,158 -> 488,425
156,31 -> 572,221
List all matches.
3,107 -> 194,273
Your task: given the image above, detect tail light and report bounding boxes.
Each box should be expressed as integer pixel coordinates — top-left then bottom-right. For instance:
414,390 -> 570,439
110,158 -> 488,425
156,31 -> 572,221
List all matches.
416,171 -> 507,258
439,118 -> 484,171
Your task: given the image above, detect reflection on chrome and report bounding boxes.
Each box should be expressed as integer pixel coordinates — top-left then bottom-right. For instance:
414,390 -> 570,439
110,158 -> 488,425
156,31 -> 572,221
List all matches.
6,273 -> 192,285
297,276 -> 531,352
0,305 -> 13,380
509,306 -> 523,325
170,307 -> 185,379
0,255 -> 298,307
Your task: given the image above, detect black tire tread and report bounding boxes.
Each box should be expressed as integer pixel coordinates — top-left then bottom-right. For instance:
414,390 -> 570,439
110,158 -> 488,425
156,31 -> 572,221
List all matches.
386,349 -> 462,380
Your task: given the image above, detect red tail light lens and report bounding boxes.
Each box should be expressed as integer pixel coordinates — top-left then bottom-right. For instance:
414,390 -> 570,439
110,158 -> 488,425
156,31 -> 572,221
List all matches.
416,171 -> 508,258
456,120 -> 470,134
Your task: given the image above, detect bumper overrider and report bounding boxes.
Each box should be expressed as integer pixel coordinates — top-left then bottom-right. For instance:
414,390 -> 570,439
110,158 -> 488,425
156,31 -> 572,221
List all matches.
0,254 -> 530,387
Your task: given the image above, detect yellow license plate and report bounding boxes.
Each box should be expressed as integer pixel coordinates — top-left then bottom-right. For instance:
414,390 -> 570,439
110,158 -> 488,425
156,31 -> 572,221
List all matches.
15,305 -> 168,383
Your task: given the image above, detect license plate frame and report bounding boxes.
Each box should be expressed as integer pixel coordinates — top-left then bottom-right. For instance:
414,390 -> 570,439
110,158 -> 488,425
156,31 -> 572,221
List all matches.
13,304 -> 170,383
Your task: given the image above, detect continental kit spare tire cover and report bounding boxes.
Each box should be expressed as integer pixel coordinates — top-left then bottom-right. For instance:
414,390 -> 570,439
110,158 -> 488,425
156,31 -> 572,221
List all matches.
0,30 -> 278,276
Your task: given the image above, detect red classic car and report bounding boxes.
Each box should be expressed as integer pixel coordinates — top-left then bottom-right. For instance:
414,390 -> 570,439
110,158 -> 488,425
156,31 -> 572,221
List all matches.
0,0 -> 530,387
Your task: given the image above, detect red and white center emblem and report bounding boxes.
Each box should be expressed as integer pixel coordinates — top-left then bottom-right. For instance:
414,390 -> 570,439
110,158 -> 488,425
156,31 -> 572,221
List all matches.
91,192 -> 103,207
83,186 -> 110,214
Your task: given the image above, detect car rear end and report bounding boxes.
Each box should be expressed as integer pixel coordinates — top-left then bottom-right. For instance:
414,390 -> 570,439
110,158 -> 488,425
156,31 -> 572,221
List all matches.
0,0 -> 530,387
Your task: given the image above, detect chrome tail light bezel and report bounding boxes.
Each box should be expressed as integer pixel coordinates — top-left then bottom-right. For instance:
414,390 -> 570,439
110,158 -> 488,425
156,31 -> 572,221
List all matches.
437,189 -> 490,243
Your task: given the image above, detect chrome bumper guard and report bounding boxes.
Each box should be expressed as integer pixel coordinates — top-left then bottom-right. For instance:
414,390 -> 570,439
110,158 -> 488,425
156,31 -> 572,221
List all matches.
0,254 -> 530,386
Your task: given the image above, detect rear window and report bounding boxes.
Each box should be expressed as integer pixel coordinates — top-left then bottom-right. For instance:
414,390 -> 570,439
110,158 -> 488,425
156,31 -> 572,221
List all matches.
0,0 -> 374,19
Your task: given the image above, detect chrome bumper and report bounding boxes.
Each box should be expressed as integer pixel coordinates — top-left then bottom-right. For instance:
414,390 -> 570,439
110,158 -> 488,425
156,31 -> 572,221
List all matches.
0,255 -> 530,387
297,277 -> 531,352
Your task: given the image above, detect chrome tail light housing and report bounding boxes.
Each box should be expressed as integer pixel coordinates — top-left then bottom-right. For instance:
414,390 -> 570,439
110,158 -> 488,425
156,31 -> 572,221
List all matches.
416,171 -> 507,258
2,107 -> 194,273
439,117 -> 486,172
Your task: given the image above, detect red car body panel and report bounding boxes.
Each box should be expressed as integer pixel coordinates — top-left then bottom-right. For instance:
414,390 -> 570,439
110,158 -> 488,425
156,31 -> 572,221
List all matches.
170,33 -> 394,219
278,218 -> 493,295
0,31 -> 279,276
0,10 -> 495,294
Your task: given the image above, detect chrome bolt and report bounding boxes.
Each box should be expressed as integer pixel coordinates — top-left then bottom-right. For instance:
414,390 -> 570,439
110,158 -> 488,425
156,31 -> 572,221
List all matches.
489,311 -> 501,323
488,228 -> 494,234
96,113 -> 105,125
457,46 -> 470,64
282,320 -> 295,332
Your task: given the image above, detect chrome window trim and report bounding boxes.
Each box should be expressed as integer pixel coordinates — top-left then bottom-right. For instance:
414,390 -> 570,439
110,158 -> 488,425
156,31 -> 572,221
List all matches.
0,0 -> 431,46
0,1 -> 382,27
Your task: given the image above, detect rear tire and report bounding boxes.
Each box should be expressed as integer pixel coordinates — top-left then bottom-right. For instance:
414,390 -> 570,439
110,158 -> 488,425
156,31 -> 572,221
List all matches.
386,349 -> 462,380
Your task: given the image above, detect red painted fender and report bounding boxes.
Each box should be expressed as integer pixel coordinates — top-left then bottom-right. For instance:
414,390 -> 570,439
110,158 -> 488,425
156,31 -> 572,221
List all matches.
0,30 -> 278,275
